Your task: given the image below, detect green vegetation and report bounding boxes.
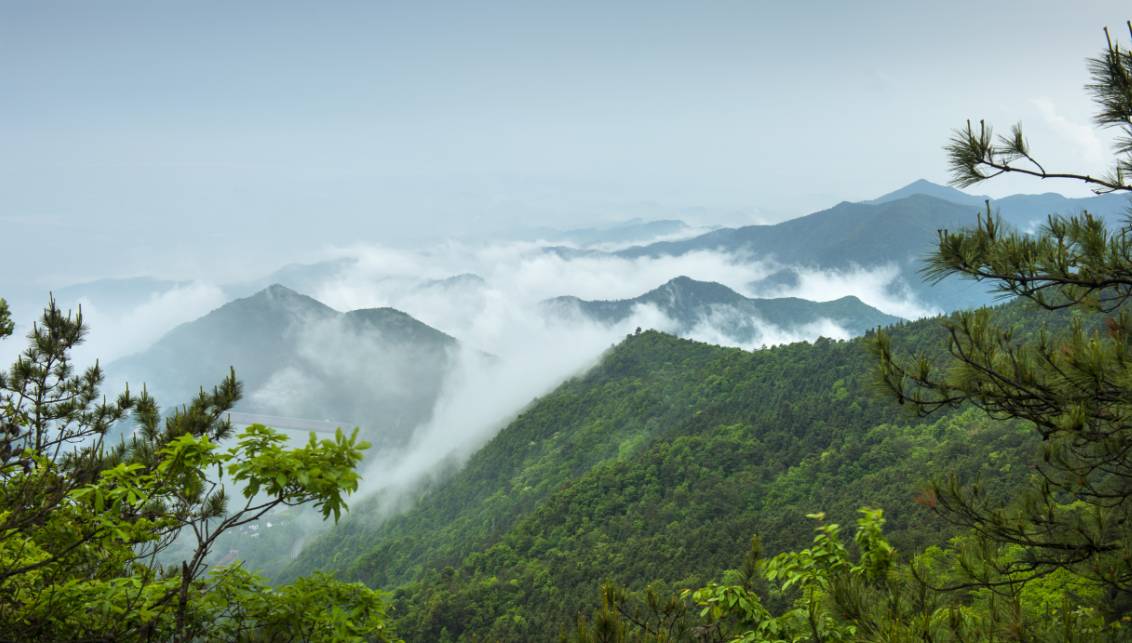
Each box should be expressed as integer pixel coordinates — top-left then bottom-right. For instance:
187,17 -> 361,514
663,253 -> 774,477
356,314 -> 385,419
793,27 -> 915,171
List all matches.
282,310 -> 1045,639
571,510 -> 1112,642
0,297 -> 397,641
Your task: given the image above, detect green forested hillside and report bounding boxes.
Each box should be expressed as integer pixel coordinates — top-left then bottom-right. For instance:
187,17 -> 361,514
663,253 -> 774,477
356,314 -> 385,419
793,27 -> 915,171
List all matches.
283,304 -> 1047,640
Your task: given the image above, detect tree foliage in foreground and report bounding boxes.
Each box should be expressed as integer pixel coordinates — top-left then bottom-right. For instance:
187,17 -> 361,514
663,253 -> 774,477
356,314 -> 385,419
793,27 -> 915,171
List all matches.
572,510 -> 1113,642
878,20 -> 1132,603
0,298 -> 398,641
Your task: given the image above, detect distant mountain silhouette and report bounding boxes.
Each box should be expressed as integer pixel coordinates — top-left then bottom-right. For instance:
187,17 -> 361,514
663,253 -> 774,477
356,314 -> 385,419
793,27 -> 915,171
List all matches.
868,179 -> 1130,230
109,284 -> 459,445
613,185 -> 1130,312
865,178 -> 988,207
544,276 -> 901,343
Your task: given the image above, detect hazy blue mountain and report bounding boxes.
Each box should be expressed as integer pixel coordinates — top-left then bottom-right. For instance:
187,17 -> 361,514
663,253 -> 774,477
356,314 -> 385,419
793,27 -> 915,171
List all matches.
992,191 -> 1131,230
619,194 -> 985,264
544,276 -> 901,342
866,178 -> 989,207
869,179 -> 1131,230
108,284 -> 459,444
615,194 -> 1008,312
612,185 -> 1130,314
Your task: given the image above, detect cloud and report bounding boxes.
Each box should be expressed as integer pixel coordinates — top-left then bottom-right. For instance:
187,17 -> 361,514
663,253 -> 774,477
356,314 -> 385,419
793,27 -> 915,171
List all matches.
301,246 -> 922,516
0,239 -> 941,567
1031,97 -> 1107,169
0,239 -> 936,531
354,313 -> 626,505
685,306 -> 852,350
348,292 -> 857,514
746,263 -> 937,320
304,242 -> 778,355
65,282 -> 227,368
219,243 -> 933,515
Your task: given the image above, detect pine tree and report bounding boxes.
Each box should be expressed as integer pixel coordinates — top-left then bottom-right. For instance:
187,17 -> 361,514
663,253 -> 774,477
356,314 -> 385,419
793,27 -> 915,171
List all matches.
876,21 -> 1132,610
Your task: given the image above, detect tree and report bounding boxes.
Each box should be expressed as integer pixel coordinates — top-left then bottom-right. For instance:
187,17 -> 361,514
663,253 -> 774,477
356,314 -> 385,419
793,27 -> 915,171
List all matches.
572,511 -> 1114,642
0,296 -> 398,641
876,20 -> 1132,611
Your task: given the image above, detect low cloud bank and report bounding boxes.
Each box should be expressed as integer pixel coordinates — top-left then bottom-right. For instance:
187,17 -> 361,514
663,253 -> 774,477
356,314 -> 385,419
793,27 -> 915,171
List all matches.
0,282 -> 227,369
746,263 -> 938,320
71,282 -> 229,367
0,242 -> 937,534
684,306 -> 852,350
309,242 -> 777,349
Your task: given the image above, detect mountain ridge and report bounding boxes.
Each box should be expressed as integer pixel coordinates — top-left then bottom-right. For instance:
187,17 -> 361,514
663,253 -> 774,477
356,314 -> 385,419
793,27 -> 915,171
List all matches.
544,276 -> 901,342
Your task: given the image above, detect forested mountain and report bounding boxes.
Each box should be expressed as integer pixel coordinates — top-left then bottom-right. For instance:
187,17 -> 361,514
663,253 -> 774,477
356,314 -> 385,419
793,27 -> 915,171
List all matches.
543,276 -> 901,341
281,301 -> 1047,640
108,284 -> 459,444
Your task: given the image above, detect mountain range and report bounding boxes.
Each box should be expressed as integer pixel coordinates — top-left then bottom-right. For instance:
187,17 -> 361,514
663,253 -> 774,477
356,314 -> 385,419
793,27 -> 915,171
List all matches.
613,181 -> 1130,312
543,276 -> 901,343
866,178 -> 1131,230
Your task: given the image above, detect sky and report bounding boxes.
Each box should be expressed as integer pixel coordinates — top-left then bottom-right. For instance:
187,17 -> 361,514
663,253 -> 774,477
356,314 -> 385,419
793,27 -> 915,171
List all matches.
2,1 -> 1131,289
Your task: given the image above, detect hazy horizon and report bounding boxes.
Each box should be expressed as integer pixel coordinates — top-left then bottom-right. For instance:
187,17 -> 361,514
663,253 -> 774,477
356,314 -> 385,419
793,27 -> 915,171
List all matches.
4,1 -> 1131,289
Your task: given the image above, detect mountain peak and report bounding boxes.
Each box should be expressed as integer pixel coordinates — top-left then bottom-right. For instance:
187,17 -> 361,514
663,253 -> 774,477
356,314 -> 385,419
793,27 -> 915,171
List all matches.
866,179 -> 987,207
261,283 -> 299,297
342,307 -> 458,347
662,275 -> 701,288
650,276 -> 745,305
232,284 -> 339,319
906,178 -> 944,189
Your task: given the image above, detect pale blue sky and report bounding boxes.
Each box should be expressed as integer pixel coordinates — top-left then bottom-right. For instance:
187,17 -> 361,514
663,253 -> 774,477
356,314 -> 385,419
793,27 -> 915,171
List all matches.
2,1 -> 1130,286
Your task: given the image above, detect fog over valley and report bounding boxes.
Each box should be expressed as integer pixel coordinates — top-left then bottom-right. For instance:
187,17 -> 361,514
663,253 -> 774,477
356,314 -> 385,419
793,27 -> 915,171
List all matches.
2,179 -> 1111,524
